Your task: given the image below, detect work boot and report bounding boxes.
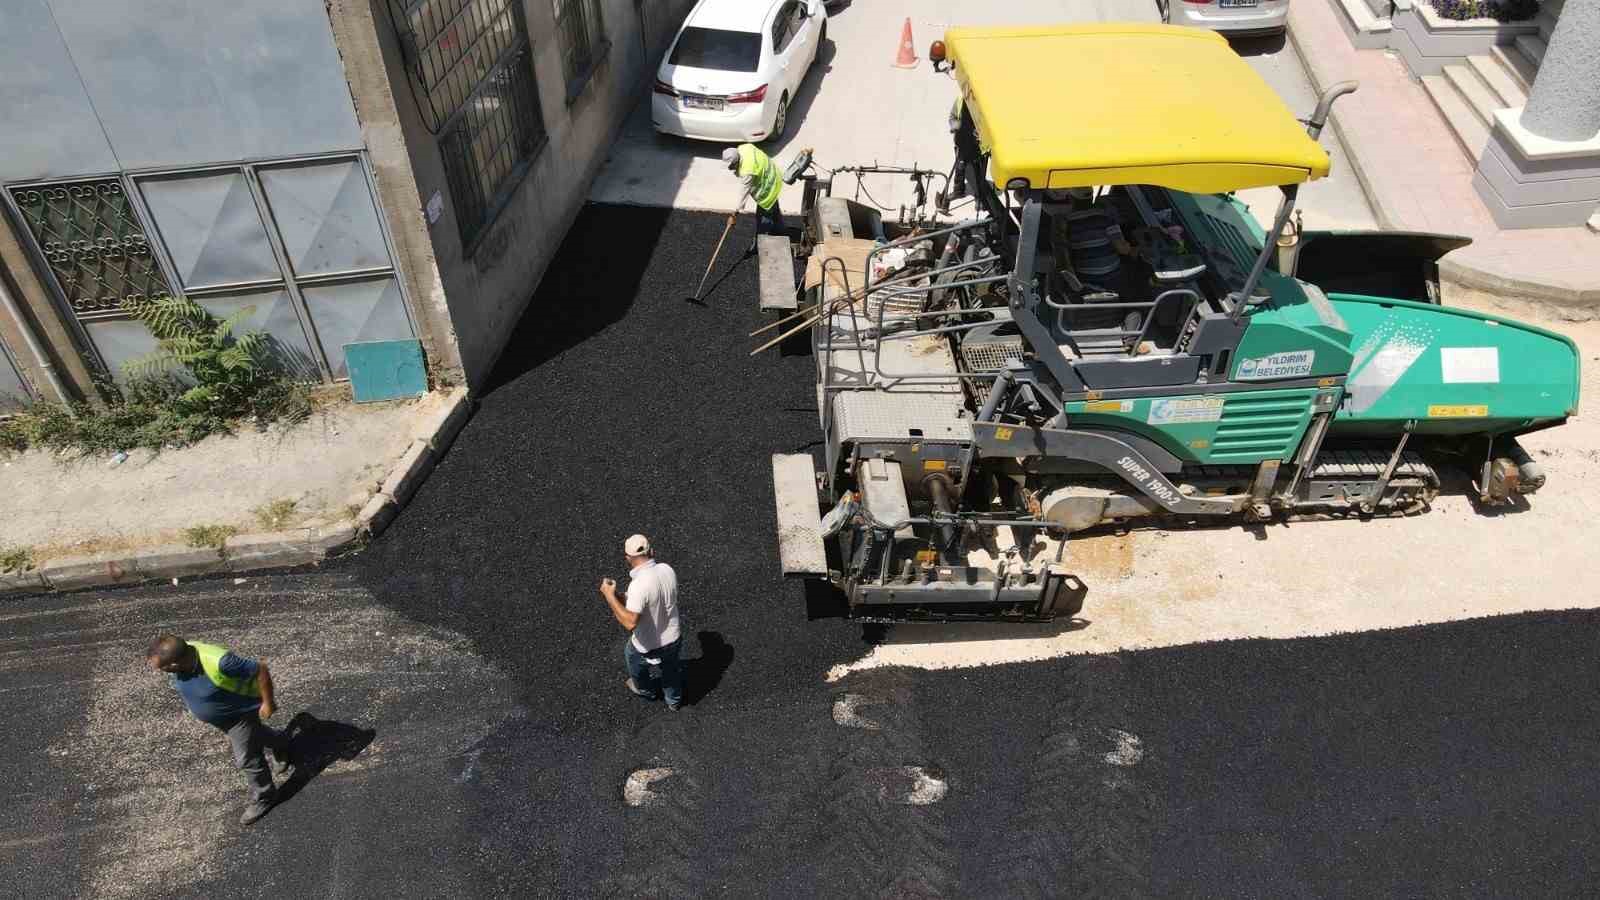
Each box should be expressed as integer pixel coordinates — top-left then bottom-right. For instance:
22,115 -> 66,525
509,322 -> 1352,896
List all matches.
625,678 -> 658,701
240,797 -> 276,826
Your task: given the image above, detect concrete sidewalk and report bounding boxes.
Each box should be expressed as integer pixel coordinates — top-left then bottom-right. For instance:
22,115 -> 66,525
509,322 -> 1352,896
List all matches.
1,389 -> 470,594
1291,0 -> 1600,313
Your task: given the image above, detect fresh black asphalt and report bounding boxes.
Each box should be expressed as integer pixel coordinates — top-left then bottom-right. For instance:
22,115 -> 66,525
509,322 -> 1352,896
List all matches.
4,206 -> 1598,897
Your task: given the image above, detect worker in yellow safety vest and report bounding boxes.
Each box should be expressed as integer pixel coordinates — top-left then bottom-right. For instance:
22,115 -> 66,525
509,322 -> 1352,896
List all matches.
722,143 -> 785,242
147,634 -> 295,825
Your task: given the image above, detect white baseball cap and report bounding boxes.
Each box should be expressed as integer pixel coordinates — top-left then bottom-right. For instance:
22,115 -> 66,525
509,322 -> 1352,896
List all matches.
624,534 -> 651,556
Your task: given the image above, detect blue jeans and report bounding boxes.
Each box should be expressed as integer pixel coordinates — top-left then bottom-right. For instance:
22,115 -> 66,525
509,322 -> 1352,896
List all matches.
756,197 -> 784,236
624,636 -> 684,707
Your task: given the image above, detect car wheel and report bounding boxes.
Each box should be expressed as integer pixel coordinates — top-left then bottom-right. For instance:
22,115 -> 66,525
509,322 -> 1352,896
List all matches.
818,21 -> 827,56
1159,0 -> 1171,23
769,92 -> 789,142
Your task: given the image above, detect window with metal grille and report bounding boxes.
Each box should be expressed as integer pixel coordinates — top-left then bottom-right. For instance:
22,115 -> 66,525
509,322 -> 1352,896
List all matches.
8,180 -> 174,320
553,0 -> 607,95
389,0 -> 547,247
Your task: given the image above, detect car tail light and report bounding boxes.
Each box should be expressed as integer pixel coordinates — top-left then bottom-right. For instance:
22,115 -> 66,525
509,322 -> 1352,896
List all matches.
653,79 -> 678,96
727,84 -> 768,104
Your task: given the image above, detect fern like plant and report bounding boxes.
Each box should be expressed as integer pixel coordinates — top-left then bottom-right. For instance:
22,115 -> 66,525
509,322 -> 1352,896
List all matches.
120,296 -> 271,416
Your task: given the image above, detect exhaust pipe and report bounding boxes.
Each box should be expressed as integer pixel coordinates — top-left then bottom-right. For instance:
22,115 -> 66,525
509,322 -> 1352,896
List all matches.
1306,81 -> 1358,141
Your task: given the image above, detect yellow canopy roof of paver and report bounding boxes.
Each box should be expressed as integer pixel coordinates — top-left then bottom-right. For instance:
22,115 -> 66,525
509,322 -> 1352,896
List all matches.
945,24 -> 1332,194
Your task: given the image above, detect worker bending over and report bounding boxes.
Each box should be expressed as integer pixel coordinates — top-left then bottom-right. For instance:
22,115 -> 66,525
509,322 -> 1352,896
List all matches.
723,143 -> 784,242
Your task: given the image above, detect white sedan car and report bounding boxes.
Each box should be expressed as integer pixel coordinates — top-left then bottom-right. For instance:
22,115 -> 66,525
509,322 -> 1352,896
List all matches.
652,0 -> 828,144
1160,0 -> 1289,37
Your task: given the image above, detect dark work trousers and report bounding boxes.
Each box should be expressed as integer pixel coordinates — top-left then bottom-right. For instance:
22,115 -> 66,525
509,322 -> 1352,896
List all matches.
224,713 -> 290,802
755,197 -> 785,238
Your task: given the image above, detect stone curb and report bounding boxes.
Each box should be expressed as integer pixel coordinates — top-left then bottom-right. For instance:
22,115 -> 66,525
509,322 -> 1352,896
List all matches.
0,570 -> 49,595
0,388 -> 475,599
1289,0 -> 1599,310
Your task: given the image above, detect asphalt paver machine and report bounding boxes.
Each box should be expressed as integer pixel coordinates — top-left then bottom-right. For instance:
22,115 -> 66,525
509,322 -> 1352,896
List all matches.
766,24 -> 1579,623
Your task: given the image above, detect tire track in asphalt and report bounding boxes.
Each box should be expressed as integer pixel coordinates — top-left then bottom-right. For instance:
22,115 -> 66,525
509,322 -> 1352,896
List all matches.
811,668 -> 958,898
602,716 -> 707,899
1000,654 -> 1158,899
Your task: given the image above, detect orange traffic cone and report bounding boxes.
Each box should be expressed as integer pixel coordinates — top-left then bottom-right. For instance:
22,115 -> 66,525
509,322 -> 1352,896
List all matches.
893,17 -> 918,69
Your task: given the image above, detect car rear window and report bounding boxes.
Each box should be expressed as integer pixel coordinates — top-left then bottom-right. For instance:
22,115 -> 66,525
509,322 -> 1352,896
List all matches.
668,27 -> 762,72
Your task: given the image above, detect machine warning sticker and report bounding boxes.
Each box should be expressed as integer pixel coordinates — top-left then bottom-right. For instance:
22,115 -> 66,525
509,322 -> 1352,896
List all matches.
1236,350 -> 1315,380
1148,396 -> 1225,425
1428,404 -> 1489,418
1084,400 -> 1135,413
1440,347 -> 1500,384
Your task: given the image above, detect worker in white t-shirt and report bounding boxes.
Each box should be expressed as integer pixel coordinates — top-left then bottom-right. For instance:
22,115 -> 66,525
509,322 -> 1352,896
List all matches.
599,534 -> 684,711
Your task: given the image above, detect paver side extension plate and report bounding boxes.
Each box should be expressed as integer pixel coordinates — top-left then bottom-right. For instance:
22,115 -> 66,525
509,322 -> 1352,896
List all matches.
772,453 -> 828,576
345,340 -> 427,403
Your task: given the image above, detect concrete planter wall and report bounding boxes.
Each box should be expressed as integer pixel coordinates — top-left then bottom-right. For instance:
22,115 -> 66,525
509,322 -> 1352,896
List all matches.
1390,0 -> 1542,75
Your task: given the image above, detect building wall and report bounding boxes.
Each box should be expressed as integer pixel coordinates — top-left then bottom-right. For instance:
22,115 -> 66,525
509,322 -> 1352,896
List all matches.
0,0 -> 688,398
0,332 -> 31,412
339,0 -> 695,389
0,0 -> 364,182
0,216 -> 99,402
0,0 -> 421,392
0,280 -> 41,411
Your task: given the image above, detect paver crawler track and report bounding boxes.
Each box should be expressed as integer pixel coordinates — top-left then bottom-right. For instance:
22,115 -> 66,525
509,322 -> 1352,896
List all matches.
1294,448 -> 1440,515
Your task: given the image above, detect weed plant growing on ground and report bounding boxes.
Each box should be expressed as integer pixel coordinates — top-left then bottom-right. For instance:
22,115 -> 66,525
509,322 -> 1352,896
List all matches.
0,546 -> 34,574
183,524 -> 239,550
0,296 -> 310,457
254,498 -> 299,530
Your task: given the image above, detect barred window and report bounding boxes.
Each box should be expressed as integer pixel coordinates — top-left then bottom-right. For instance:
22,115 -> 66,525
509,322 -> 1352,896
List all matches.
553,0 -> 607,95
391,0 -> 548,247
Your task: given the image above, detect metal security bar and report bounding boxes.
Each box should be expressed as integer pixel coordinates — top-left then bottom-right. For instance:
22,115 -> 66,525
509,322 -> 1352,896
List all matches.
8,180 -> 173,321
390,0 -> 525,134
438,47 -> 547,246
554,0 -> 604,89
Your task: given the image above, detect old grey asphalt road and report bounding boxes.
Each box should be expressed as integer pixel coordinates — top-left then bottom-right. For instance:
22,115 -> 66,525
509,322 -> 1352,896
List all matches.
3,207 -> 1597,897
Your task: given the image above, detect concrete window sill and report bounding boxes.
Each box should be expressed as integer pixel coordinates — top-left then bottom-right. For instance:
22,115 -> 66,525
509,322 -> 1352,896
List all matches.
564,40 -> 612,107
460,136 -> 549,259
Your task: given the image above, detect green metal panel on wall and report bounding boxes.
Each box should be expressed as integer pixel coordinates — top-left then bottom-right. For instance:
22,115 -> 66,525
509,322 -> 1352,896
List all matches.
345,339 -> 426,403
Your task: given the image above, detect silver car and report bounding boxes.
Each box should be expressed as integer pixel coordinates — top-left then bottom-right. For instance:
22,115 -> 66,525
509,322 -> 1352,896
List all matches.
1159,0 -> 1289,37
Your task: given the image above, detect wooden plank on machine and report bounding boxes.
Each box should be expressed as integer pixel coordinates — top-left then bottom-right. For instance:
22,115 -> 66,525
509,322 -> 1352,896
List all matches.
802,237 -> 878,303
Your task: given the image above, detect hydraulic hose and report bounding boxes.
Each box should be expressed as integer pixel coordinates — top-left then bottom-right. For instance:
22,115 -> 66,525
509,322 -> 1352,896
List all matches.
926,475 -> 959,562
1505,439 -> 1546,493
